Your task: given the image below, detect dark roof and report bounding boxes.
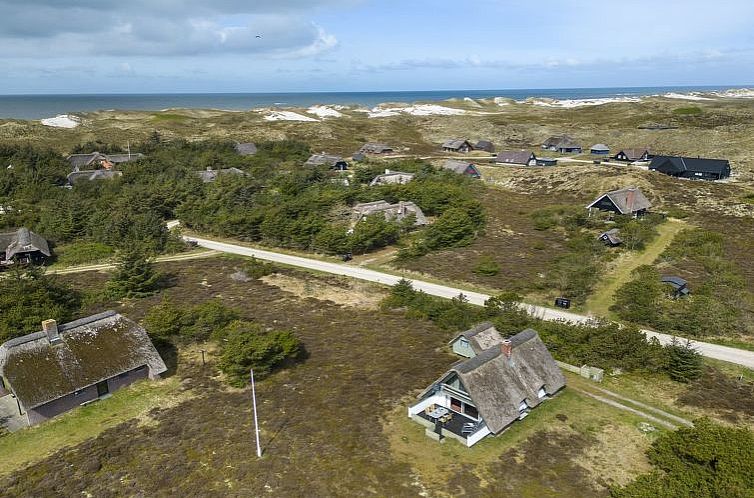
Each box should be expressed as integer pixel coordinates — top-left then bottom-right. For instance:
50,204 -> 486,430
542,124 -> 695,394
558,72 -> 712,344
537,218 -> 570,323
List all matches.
429,329 -> 565,434
305,154 -> 347,167
0,227 -> 51,259
359,143 -> 393,154
234,143 -> 258,156
0,311 -> 167,410
661,276 -> 688,288
649,156 -> 730,176
67,169 -> 123,184
586,187 -> 652,214
475,140 -> 495,151
105,153 -> 144,163
495,151 -> 536,165
195,167 -> 246,183
442,139 -> 472,150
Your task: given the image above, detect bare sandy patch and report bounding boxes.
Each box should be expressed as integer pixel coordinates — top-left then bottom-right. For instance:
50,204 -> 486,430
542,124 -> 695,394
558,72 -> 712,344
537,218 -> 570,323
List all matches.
577,423 -> 653,488
260,273 -> 386,309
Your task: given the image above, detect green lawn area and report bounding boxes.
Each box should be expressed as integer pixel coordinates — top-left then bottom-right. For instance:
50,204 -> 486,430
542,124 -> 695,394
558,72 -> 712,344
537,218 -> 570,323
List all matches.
0,378 -> 183,477
585,218 -> 688,318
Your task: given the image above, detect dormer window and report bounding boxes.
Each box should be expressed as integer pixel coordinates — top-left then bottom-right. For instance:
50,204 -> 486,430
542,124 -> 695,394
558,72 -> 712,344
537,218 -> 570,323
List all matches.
459,337 -> 469,348
537,386 -> 547,399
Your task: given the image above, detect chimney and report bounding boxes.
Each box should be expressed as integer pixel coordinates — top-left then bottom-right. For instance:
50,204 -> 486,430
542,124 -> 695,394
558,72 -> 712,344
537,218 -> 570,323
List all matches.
42,319 -> 60,343
501,339 -> 512,358
384,169 -> 391,175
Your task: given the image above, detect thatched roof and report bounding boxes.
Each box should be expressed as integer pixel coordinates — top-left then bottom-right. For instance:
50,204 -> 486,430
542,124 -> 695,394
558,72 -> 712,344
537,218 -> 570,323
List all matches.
195,167 -> 246,183
67,169 -> 123,185
234,143 -> 258,156
425,329 -> 566,434
475,140 -> 495,152
0,227 -> 51,259
0,311 -> 167,410
305,154 -> 347,167
614,148 -> 651,161
66,152 -> 143,169
442,139 -> 472,150
352,200 -> 428,226
441,160 -> 480,177
590,144 -> 610,152
359,143 -> 393,154
586,187 -> 652,215
369,171 -> 415,186
543,135 -> 581,150
495,151 -> 536,165
450,322 -> 503,355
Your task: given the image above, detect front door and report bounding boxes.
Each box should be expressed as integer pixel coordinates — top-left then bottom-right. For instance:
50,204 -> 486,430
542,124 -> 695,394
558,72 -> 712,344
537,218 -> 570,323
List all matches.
96,381 -> 109,397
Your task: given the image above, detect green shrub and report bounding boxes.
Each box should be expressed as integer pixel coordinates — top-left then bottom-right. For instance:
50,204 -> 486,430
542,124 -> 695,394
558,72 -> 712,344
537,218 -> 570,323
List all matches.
142,299 -> 239,344
106,248 -> 161,299
54,241 -> 115,266
611,265 -> 664,323
242,257 -> 277,279
473,256 -> 500,276
665,339 -> 703,383
613,419 -> 754,497
672,106 -> 703,115
216,321 -> 301,386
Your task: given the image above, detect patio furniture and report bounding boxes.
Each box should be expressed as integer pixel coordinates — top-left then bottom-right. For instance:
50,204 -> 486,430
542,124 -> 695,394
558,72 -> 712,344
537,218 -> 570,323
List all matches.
427,406 -> 449,420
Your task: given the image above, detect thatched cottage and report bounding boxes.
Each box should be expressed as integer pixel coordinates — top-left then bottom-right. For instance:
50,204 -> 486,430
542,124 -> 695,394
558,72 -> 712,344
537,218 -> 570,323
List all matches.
442,139 -> 474,153
441,160 -> 481,178
369,170 -> 415,186
0,227 -> 51,266
195,166 -> 247,183
0,312 -> 167,427
305,154 -> 349,171
352,200 -> 428,226
409,325 -> 565,447
586,187 -> 652,217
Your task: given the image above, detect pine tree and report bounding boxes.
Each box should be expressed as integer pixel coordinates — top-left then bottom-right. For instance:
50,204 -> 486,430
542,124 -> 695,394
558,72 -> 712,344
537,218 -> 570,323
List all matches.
666,338 -> 703,382
107,247 -> 161,299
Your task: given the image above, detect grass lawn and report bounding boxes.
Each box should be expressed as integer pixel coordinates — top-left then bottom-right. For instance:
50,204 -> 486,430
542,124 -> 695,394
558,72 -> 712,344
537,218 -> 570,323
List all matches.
0,377 -> 185,477
584,218 -> 688,318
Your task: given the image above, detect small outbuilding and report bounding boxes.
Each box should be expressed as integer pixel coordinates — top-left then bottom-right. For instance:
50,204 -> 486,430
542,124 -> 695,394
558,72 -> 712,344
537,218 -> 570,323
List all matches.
408,326 -> 566,447
195,167 -> 247,183
0,311 -> 167,427
661,276 -> 690,298
649,156 -> 731,181
441,160 -> 481,178
442,139 -> 474,153
590,144 -> 610,155
586,187 -> 652,217
0,227 -> 51,266
305,154 -> 349,171
536,157 -> 558,166
495,151 -> 537,167
598,228 -> 622,246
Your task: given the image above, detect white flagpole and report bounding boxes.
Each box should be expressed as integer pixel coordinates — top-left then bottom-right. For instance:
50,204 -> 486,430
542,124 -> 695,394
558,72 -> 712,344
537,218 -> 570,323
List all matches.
250,368 -> 262,458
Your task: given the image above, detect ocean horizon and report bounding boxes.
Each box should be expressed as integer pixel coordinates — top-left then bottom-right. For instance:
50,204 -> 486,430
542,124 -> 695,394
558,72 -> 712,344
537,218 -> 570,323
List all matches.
0,85 -> 750,120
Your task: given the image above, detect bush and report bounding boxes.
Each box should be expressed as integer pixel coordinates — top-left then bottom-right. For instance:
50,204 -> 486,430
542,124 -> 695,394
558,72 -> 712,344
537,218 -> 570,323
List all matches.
672,106 -> 703,115
473,256 -> 500,276
613,419 -> 754,497
107,248 -> 161,299
142,299 -> 239,344
54,241 -> 115,266
216,321 -> 301,386
665,338 -> 703,383
611,265 -> 664,323
242,257 -> 277,279
424,207 -> 478,249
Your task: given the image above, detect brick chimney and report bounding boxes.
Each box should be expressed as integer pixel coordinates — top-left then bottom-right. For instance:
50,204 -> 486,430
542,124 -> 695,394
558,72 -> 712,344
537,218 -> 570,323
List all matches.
42,319 -> 61,343
501,339 -> 512,358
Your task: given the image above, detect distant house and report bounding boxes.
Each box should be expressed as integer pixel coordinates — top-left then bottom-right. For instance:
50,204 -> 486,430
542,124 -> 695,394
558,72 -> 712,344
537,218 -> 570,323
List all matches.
408,326 -> 566,447
195,167 -> 247,183
66,169 -> 123,185
305,154 -> 349,171
598,228 -> 622,246
359,143 -> 394,155
649,156 -> 731,181
442,139 -> 474,153
66,152 -> 144,170
441,160 -> 481,178
369,170 -> 415,186
475,140 -> 495,153
352,153 -> 367,162
0,227 -> 51,266
495,151 -> 537,167
541,135 -> 582,154
661,276 -> 690,298
590,144 -> 610,155
536,157 -> 558,166
613,148 -> 652,162
586,187 -> 652,217
352,200 -> 428,226
234,143 -> 258,156
0,311 -> 167,427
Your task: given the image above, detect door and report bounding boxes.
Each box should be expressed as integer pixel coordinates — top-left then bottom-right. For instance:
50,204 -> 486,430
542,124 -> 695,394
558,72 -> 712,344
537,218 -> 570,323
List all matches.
96,381 -> 109,397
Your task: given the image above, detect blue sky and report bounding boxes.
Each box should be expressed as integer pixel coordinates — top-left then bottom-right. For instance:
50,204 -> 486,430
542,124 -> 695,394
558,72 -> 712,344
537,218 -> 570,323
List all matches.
1,0 -> 753,94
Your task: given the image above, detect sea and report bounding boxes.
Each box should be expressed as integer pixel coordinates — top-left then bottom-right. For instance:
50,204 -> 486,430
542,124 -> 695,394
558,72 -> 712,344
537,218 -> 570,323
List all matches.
0,85 -> 748,120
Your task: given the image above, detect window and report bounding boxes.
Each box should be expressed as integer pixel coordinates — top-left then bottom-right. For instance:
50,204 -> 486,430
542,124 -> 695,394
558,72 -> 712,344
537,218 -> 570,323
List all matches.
450,398 -> 462,412
464,404 -> 479,419
537,386 -> 547,399
459,337 -> 469,348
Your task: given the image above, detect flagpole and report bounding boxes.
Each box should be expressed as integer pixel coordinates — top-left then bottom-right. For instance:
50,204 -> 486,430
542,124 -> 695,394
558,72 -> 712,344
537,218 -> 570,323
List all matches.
250,368 -> 262,458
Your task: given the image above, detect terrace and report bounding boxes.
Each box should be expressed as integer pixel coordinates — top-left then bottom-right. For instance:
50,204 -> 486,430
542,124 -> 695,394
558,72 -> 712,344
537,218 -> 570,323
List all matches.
408,391 -> 491,446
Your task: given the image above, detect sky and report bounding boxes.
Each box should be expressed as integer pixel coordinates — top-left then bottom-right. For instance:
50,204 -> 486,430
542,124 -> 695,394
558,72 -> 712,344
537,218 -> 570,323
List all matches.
1,0 -> 754,94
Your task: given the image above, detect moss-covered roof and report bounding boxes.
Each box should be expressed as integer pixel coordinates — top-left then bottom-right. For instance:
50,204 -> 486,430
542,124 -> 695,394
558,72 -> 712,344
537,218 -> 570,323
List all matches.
0,311 -> 166,409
